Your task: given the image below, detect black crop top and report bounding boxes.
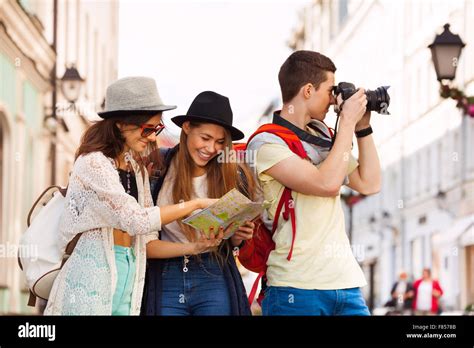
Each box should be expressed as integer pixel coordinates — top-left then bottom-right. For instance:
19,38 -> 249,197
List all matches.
117,169 -> 139,202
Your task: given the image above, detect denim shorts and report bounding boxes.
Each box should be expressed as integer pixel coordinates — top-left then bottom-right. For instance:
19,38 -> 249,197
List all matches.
262,286 -> 370,316
112,245 -> 136,315
160,253 -> 231,316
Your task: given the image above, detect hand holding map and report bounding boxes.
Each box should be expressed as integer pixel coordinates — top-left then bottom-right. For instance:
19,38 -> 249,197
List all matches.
182,189 -> 263,239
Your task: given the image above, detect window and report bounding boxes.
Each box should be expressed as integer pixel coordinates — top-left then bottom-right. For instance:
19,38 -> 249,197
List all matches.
94,30 -> 98,101
431,233 -> 441,279
85,14 -> 90,98
22,138 -> 34,231
426,147 -> 431,192
416,67 -> 422,118
445,131 -> 453,185
411,156 -> 417,199
411,237 -> 423,280
405,156 -> 413,200
417,151 -> 423,197
411,66 -> 420,120
421,64 -> 427,113
438,141 -> 444,190
22,81 -> 40,230
338,0 -> 348,27
453,130 -> 460,182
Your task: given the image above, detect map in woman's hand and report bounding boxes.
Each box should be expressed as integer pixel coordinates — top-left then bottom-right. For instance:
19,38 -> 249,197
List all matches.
183,188 -> 263,239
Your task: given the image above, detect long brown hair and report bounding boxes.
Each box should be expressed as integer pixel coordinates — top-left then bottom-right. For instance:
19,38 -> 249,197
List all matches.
172,122 -> 258,263
75,114 -> 157,176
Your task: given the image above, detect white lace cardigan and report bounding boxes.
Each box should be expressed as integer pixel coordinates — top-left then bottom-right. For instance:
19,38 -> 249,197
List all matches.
44,151 -> 161,315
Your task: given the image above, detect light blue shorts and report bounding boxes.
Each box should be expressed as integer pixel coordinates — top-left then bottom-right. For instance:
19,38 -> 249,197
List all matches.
112,245 -> 136,315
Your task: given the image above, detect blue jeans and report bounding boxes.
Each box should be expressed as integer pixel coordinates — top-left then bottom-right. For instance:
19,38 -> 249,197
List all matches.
262,286 -> 370,316
161,253 -> 231,316
112,245 -> 136,315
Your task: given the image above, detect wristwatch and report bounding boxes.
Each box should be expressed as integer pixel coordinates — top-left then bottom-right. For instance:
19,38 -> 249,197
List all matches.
355,126 -> 373,138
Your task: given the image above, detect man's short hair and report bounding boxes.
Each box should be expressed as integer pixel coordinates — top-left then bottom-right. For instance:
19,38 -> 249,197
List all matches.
278,50 -> 336,103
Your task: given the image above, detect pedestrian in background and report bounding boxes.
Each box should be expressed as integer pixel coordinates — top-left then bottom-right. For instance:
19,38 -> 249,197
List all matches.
385,271 -> 414,315
412,268 -> 443,315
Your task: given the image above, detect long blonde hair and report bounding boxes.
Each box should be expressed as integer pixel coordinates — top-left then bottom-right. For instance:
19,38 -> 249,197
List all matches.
171,122 -> 257,262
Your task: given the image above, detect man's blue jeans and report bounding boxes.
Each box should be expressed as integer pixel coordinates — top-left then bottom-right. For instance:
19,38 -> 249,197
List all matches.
160,253 -> 231,316
262,286 -> 370,316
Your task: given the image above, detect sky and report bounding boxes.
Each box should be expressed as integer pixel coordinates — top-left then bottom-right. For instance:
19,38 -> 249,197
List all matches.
118,0 -> 311,140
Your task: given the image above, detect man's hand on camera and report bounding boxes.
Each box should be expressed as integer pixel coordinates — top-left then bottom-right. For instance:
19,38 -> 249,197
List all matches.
338,88 -> 367,127
355,109 -> 371,131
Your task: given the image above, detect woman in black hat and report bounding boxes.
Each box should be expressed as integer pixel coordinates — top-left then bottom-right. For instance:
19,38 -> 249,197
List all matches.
143,91 -> 258,316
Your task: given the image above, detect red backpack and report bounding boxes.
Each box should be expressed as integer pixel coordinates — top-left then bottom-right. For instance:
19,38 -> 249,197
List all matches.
235,124 -> 309,306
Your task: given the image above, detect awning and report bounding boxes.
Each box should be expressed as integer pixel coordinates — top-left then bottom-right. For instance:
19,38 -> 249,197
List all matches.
460,216 -> 474,246
436,214 -> 474,246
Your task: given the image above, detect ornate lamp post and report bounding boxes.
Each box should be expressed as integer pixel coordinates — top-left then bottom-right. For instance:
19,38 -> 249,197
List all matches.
59,64 -> 85,104
428,23 -> 474,117
46,64 -> 85,184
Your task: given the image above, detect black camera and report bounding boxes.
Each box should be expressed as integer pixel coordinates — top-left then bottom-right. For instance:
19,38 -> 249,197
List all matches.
332,82 -> 390,114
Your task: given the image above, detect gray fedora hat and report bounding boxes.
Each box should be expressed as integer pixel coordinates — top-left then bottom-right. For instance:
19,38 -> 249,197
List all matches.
98,76 -> 176,119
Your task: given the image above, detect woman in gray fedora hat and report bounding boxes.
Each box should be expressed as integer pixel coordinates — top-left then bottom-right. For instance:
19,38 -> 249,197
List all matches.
45,77 -> 220,315
142,91 -> 259,316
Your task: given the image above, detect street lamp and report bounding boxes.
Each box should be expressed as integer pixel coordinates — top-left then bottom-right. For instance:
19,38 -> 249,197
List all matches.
428,24 -> 465,81
60,64 -> 85,104
428,23 -> 474,117
46,63 -> 85,184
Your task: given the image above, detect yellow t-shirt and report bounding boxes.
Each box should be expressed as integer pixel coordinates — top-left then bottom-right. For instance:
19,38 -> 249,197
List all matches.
256,143 -> 367,290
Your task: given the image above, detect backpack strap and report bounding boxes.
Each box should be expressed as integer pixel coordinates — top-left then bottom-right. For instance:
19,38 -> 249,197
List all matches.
150,145 -> 179,203
247,123 -> 307,261
247,123 -> 308,159
248,270 -> 265,307
273,113 -> 333,149
27,290 -> 37,307
27,186 -> 67,227
273,187 -> 296,261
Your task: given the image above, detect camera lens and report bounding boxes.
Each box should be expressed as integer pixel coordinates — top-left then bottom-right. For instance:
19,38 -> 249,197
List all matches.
334,82 -> 391,115
366,86 -> 390,114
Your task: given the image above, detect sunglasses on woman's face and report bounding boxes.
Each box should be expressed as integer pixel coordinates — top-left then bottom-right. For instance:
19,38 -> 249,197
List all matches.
139,123 -> 165,137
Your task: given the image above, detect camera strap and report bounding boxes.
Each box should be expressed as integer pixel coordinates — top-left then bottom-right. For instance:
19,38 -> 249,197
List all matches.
272,113 -> 333,149
331,100 -> 346,148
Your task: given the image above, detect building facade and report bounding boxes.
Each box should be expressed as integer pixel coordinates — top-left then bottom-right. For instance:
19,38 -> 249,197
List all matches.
0,0 -> 119,314
289,0 -> 474,312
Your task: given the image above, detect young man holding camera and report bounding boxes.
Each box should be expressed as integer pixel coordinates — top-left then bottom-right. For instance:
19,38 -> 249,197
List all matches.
247,50 -> 381,315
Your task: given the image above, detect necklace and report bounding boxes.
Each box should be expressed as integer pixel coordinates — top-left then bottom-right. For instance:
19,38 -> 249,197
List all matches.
118,152 -> 132,195
125,165 -> 131,195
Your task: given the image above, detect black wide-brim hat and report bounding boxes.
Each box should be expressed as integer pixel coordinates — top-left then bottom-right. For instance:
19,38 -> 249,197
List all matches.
171,91 -> 244,141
